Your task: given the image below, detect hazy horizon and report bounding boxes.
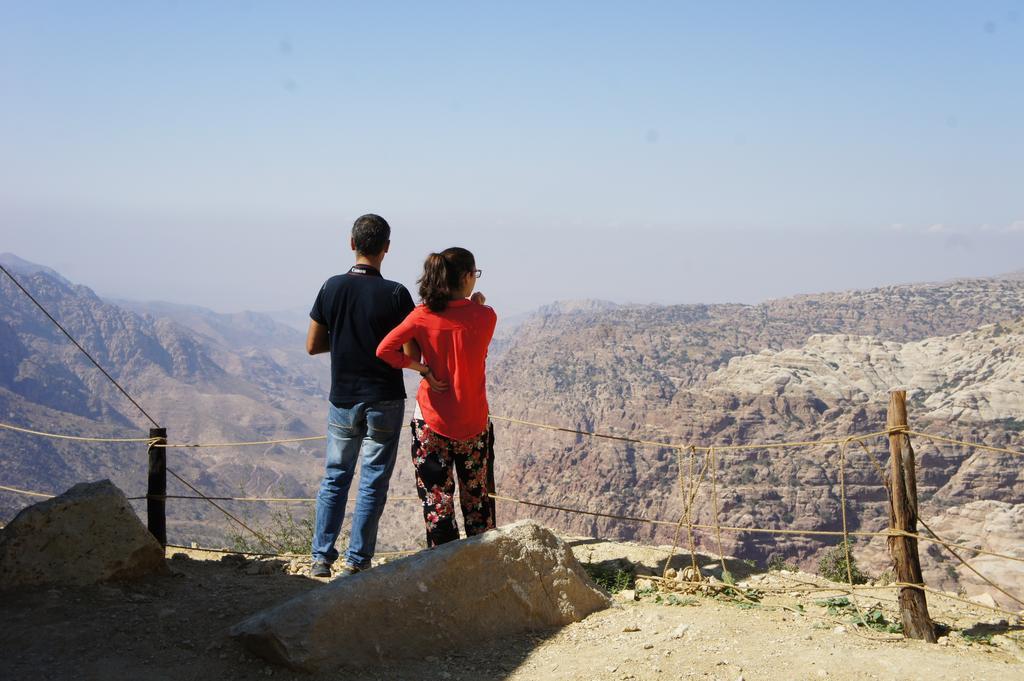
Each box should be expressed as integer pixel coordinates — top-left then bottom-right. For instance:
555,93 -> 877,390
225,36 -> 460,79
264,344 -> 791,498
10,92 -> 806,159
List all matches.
3,3 -> 1022,317
3,249 -> 1021,326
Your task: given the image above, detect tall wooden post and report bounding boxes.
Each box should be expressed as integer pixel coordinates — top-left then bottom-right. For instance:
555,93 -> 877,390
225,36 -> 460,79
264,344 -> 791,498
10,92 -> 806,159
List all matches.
886,390 -> 936,642
147,427 -> 167,548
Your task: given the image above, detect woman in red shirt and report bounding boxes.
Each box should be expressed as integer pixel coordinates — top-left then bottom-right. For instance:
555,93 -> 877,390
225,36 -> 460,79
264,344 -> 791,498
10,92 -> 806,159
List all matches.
376,247 -> 497,546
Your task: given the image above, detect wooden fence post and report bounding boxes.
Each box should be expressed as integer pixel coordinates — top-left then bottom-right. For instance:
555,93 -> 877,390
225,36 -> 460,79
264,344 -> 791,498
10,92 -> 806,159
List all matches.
147,427 -> 167,548
886,390 -> 936,642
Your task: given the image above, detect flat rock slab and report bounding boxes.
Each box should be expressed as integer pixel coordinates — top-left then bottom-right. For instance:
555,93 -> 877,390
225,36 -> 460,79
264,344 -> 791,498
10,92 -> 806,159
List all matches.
231,520 -> 612,671
0,479 -> 166,588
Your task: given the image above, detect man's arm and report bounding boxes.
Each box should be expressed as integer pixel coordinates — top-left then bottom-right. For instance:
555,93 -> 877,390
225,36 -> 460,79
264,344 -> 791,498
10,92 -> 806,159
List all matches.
306,319 -> 330,355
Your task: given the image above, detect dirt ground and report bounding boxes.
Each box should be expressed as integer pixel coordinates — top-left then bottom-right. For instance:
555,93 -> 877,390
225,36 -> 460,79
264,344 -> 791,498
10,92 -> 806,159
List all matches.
1,537 -> 1021,681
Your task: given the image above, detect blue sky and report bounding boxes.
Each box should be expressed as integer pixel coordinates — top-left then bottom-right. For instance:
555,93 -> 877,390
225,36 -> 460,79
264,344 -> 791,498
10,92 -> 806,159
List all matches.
2,2 -> 1022,315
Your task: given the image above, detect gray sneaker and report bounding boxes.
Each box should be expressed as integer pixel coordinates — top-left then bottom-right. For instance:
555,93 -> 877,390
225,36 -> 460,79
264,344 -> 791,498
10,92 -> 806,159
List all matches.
336,563 -> 363,577
310,561 -> 332,578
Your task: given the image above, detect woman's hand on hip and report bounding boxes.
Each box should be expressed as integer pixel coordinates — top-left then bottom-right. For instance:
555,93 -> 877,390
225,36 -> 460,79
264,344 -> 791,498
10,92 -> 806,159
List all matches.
425,374 -> 449,392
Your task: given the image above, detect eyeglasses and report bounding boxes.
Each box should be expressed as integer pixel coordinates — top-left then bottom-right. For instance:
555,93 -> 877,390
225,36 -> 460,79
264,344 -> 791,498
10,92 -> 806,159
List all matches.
472,269 -> 483,279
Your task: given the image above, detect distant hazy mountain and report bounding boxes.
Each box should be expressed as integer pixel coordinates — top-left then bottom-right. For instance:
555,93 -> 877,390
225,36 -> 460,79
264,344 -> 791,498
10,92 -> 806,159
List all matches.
0,255 -> 437,549
997,268 -> 1024,281
111,299 -> 303,350
0,252 -> 71,286
262,306 -> 316,334
111,298 -> 327,396
535,299 -> 621,315
0,257 -> 332,545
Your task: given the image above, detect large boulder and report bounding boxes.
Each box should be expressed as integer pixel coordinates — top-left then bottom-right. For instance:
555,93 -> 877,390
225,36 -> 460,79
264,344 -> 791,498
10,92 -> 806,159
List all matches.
0,479 -> 166,588
231,520 -> 612,671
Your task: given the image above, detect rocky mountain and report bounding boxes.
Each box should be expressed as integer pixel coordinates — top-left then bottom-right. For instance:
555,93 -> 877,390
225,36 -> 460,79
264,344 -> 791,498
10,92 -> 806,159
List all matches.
3,254 -> 1021,606
706,320 -> 1024,423
111,298 -> 327,397
0,257 -> 332,545
700,320 -> 1023,605
488,277 -> 1024,606
0,253 -> 71,286
0,255 -> 442,551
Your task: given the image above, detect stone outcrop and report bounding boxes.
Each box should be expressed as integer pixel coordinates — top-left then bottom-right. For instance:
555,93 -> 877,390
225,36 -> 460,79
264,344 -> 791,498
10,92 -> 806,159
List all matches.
705,320 -> 1024,422
230,521 -> 611,671
854,500 -> 1024,610
0,479 -> 166,588
923,501 -> 1024,609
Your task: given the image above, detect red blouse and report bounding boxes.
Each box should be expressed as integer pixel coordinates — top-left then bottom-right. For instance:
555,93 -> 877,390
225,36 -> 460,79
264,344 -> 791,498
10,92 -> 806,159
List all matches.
376,300 -> 497,440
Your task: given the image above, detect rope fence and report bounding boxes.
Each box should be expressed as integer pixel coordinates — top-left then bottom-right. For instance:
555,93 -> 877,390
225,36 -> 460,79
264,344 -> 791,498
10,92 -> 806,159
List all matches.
0,422 -> 155,444
2,410 -> 1021,630
3,473 -> 1021,563
905,430 -> 1024,458
164,543 -> 418,560
4,418 -> 1020,457
0,484 -> 55,499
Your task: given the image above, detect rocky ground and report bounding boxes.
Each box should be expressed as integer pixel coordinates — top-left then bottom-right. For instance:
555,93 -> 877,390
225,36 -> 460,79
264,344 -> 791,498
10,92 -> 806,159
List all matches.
1,537 -> 1021,681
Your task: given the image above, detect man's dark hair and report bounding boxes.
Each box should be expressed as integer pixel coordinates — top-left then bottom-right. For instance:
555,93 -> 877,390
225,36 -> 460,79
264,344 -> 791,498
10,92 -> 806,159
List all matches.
351,214 -> 391,256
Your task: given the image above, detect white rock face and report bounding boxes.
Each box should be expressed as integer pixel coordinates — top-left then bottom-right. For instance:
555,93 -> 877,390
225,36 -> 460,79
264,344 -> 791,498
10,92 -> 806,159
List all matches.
706,319 -> 1024,422
230,520 -> 612,672
0,480 -> 166,588
925,500 -> 1024,610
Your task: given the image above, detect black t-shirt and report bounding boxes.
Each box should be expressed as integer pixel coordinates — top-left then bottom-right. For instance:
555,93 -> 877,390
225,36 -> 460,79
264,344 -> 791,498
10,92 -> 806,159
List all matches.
310,265 -> 416,406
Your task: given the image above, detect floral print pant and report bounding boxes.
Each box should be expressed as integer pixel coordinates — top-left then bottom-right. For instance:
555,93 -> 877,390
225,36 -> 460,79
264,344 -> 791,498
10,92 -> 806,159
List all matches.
410,419 -> 496,547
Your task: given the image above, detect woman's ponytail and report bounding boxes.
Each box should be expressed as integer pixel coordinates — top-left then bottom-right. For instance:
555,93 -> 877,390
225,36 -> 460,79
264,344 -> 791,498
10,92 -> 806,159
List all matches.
418,247 -> 476,312
419,253 -> 451,312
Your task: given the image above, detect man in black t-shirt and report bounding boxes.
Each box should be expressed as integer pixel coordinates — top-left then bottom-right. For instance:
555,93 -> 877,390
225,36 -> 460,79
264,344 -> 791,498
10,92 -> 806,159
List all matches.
306,214 -> 415,578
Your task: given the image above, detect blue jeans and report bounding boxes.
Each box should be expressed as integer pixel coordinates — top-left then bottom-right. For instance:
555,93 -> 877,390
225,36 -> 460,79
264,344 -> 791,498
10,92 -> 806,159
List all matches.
311,399 -> 404,569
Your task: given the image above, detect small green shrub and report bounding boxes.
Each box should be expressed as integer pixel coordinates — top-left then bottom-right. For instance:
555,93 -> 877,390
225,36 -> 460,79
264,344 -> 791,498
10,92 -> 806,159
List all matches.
815,597 -> 901,633
816,596 -> 852,614
767,554 -> 798,572
584,562 -> 635,593
962,631 -> 994,645
654,593 -> 699,606
852,608 -> 903,633
715,586 -> 763,609
995,417 -> 1024,432
818,541 -> 868,584
228,506 -> 321,555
